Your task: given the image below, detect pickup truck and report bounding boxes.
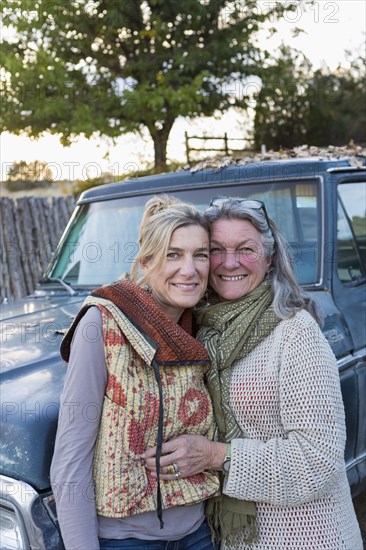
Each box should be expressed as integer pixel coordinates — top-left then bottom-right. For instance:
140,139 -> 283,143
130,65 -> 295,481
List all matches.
1,155 -> 365,549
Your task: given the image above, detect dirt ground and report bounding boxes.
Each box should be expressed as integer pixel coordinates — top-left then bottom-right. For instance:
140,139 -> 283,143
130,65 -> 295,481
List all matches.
354,491 -> 366,548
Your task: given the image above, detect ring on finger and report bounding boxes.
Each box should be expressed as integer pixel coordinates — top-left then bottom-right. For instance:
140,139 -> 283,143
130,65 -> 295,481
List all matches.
172,463 -> 179,474
166,464 -> 175,475
175,471 -> 181,480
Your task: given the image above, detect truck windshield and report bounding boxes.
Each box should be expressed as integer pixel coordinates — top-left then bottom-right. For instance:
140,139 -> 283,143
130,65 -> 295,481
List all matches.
47,181 -> 321,287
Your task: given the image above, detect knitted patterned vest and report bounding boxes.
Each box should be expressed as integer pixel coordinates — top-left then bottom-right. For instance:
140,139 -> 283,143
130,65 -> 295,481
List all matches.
64,292 -> 220,518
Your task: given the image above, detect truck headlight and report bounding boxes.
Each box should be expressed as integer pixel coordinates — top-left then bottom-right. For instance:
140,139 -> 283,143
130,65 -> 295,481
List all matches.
0,505 -> 26,550
1,475 -> 63,549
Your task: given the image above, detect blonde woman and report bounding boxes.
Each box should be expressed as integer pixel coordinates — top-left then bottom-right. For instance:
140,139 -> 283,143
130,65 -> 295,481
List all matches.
51,196 -> 221,549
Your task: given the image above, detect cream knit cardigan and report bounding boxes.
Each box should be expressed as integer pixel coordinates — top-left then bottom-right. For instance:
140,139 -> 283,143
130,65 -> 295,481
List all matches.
222,310 -> 362,550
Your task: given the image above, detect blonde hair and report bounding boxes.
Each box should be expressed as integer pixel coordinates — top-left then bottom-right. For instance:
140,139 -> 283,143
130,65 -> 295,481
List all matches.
130,195 -> 208,285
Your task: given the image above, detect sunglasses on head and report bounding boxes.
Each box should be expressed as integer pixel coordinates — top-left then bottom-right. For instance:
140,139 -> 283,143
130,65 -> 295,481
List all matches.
209,197 -> 271,228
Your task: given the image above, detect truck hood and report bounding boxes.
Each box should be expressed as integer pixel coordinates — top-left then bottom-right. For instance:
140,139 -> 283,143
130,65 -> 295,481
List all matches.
0,293 -> 86,491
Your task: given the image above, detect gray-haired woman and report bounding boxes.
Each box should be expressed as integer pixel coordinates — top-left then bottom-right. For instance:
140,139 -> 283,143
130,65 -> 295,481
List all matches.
143,197 -> 362,549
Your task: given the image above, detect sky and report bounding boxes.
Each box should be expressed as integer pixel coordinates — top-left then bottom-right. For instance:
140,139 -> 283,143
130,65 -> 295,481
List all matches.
1,0 -> 365,181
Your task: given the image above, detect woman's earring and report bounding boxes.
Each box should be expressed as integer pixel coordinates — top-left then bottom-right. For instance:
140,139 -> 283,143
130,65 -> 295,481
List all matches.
144,283 -> 152,294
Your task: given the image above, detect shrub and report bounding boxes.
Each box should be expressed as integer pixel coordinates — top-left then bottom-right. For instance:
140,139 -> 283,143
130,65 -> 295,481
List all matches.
4,179 -> 52,192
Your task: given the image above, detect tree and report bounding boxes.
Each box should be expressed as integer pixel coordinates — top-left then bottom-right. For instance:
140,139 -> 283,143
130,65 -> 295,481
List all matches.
1,0 -> 297,171
253,48 -> 366,150
4,159 -> 54,191
252,46 -> 310,150
305,56 -> 366,146
6,160 -> 54,182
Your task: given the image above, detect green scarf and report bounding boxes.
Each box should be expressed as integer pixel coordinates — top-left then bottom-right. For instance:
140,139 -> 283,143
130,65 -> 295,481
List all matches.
195,280 -> 280,545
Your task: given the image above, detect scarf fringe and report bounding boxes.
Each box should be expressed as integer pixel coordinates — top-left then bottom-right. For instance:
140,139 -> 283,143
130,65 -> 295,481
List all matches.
206,496 -> 259,546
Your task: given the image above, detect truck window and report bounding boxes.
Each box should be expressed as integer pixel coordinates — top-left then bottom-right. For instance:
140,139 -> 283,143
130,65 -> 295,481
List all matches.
47,179 -> 321,287
50,198 -> 147,285
337,182 -> 366,283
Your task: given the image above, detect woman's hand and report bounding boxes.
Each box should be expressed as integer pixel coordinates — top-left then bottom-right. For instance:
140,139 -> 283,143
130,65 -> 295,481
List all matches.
142,435 -> 226,480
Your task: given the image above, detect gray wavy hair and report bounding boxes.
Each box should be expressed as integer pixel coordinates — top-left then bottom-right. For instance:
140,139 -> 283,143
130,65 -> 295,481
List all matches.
205,197 -> 321,324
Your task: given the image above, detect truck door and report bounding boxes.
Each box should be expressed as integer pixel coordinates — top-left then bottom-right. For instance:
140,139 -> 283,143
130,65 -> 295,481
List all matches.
332,175 -> 366,495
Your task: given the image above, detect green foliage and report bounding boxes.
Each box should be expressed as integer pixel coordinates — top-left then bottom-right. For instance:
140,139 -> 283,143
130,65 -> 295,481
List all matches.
4,179 -> 52,192
7,160 -> 54,181
305,58 -> 366,146
253,48 -> 366,150
4,160 -> 54,191
352,216 -> 366,237
0,0 -> 298,170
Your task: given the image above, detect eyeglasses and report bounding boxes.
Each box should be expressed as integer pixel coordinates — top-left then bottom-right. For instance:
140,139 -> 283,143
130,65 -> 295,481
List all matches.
209,197 -> 271,228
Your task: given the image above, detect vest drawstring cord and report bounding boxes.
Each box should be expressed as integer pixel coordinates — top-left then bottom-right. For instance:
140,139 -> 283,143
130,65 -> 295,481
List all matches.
152,359 -> 164,529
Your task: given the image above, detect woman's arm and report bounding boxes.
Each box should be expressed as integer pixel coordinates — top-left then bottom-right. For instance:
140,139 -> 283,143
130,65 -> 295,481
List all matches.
224,320 -> 346,506
50,307 -> 107,550
145,317 -> 346,507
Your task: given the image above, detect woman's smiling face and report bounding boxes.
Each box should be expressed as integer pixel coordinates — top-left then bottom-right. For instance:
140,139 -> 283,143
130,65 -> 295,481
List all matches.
209,218 -> 272,301
144,224 -> 209,321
